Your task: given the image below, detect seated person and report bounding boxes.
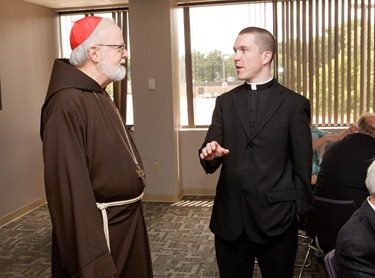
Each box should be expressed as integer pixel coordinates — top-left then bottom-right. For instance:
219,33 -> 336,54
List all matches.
335,158 -> 375,277
314,113 -> 375,208
310,122 -> 353,185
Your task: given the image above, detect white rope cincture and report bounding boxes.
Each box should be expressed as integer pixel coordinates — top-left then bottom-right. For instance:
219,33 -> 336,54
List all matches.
96,192 -> 144,252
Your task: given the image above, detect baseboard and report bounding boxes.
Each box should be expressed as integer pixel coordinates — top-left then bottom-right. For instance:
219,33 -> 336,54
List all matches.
0,197 -> 47,228
183,188 -> 216,196
143,188 -> 216,203
143,190 -> 184,203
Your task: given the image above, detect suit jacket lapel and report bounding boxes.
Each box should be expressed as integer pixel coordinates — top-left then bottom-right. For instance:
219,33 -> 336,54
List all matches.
232,86 -> 251,138
363,200 -> 375,233
249,83 -> 285,142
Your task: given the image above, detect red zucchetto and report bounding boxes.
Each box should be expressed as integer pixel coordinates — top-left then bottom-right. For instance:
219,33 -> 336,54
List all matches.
70,16 -> 102,50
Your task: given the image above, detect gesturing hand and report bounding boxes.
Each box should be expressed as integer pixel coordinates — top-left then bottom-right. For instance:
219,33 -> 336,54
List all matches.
200,141 -> 230,161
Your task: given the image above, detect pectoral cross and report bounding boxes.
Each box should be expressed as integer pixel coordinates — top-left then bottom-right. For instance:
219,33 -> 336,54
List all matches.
136,164 -> 147,188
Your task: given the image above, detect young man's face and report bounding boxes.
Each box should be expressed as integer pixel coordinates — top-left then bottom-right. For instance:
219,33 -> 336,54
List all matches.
233,33 -> 267,83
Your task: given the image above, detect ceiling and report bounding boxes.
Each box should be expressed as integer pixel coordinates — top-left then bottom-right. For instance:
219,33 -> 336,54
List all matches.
22,0 -> 229,11
22,0 -> 128,11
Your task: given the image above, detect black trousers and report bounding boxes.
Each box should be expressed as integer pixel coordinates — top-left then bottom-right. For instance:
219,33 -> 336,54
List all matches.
215,219 -> 298,278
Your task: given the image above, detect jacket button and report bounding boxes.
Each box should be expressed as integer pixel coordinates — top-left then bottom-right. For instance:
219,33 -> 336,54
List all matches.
247,143 -> 252,148
242,190 -> 248,196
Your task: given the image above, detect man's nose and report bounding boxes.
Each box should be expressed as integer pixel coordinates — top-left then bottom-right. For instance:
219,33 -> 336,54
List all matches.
122,49 -> 129,59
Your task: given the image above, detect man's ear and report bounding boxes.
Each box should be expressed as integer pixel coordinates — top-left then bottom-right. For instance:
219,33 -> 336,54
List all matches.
262,50 -> 273,65
88,46 -> 100,63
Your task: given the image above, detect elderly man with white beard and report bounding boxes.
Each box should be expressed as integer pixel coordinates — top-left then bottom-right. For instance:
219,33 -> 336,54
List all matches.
40,16 -> 153,278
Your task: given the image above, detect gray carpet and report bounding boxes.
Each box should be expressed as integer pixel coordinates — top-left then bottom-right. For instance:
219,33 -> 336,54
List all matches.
0,196 -> 327,277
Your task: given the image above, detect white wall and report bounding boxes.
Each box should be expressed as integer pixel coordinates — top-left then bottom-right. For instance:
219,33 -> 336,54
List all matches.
129,0 -> 182,201
180,129 -> 219,195
129,0 -> 219,202
0,0 -> 58,225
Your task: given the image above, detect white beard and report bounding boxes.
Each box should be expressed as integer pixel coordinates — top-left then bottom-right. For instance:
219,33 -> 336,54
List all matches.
98,57 -> 126,81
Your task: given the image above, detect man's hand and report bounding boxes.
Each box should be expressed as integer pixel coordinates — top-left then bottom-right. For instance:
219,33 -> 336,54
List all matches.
200,141 -> 230,161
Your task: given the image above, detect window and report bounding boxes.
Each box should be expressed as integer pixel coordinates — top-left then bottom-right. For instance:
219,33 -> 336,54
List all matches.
179,3 -> 273,127
179,0 -> 375,127
59,10 -> 134,126
276,0 -> 375,125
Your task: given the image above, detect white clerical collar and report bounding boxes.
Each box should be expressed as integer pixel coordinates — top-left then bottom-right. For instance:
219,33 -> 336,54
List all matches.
246,77 -> 274,90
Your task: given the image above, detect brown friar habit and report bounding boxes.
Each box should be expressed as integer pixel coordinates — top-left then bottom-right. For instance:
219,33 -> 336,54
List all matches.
40,59 -> 153,278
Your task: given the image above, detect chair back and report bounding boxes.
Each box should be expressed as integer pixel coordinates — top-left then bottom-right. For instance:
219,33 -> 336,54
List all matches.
304,196 -> 357,252
324,249 -> 339,278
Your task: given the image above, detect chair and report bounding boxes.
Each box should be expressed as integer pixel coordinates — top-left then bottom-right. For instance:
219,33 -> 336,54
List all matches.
298,196 -> 357,278
324,249 -> 339,278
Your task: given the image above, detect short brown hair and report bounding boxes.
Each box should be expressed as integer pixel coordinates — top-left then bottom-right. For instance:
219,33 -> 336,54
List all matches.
239,27 -> 276,62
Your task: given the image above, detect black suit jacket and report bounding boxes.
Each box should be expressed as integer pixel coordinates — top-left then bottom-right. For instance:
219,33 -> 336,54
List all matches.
335,199 -> 375,277
315,133 -> 375,208
200,81 -> 314,243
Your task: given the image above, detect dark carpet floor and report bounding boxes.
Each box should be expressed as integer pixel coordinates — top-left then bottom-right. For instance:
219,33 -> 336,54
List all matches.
0,196 -> 327,277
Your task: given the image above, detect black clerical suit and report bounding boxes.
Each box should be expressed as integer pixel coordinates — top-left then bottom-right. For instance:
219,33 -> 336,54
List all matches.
199,79 -> 314,277
335,199 -> 375,277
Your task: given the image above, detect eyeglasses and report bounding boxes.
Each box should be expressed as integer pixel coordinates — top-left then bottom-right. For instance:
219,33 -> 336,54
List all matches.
97,44 -> 126,53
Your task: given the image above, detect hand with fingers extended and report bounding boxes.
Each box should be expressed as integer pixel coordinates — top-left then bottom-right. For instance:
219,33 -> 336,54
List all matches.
200,141 -> 230,161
